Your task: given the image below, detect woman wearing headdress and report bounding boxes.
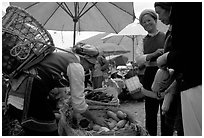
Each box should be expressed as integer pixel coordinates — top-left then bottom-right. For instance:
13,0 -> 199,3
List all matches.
136,9 -> 166,136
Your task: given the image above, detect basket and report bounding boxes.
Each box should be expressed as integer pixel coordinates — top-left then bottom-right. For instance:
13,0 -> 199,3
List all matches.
85,87 -> 120,108
2,6 -> 55,79
125,75 -> 142,94
86,99 -> 119,108
58,103 -> 149,136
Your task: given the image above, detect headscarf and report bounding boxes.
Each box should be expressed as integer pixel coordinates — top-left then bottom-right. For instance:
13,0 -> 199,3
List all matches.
154,2 -> 172,11
139,9 -> 157,24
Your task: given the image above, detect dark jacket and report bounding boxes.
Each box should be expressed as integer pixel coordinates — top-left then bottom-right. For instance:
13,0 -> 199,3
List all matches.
166,2 -> 202,91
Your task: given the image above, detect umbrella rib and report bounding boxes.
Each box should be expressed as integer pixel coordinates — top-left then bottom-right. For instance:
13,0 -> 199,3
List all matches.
78,2 -> 88,16
78,2 -> 98,19
93,3 -> 118,33
118,36 -> 124,45
109,2 -> 136,19
24,2 -> 40,10
57,2 -> 74,18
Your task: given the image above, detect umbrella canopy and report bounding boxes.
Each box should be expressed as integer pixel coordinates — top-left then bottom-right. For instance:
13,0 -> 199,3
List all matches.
102,22 -> 147,61
10,2 -> 135,46
102,21 -> 168,61
79,32 -> 110,46
78,33 -> 130,56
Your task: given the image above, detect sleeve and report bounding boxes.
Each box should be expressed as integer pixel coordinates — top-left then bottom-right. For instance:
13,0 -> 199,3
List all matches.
166,3 -> 201,72
135,39 -> 148,66
166,3 -> 202,89
135,54 -> 147,66
67,63 -> 88,113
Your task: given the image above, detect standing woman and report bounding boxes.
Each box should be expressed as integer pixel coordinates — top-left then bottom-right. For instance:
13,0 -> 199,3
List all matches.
156,2 -> 202,136
137,9 -> 166,136
154,2 -> 184,136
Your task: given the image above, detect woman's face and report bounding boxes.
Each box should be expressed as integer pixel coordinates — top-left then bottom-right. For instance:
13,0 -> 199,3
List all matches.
141,14 -> 157,33
155,6 -> 170,25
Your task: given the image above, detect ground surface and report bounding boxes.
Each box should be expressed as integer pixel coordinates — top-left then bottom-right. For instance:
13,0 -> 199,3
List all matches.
119,100 -> 162,136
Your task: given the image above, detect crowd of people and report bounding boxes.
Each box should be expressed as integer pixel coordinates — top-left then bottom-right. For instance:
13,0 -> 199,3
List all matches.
136,2 -> 202,136
3,2 -> 201,136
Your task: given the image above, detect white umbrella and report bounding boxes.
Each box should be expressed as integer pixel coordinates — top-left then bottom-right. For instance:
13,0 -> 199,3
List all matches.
10,2 -> 135,46
102,22 -> 147,61
78,33 -> 130,56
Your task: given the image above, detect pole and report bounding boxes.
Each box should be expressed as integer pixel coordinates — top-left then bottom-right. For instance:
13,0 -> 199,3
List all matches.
132,36 -> 134,62
73,2 -> 78,46
73,21 -> 76,46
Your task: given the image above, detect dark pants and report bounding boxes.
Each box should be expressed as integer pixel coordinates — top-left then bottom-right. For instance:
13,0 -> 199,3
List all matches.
145,97 -> 165,136
163,93 -> 184,136
143,66 -> 166,136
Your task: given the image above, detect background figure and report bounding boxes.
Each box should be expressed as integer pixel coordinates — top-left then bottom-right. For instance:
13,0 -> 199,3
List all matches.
92,59 -> 104,89
109,60 -> 117,79
84,70 -> 92,88
156,2 -> 202,136
154,2 -> 184,136
78,55 -> 96,88
92,54 -> 109,89
137,9 -> 166,136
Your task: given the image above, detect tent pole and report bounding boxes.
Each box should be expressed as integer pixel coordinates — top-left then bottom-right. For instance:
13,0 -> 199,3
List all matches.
73,21 -> 76,46
73,2 -> 78,46
132,36 -> 134,62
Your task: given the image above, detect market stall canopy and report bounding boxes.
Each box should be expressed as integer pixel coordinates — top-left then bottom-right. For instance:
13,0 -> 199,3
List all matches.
10,2 -> 136,46
78,33 -> 130,56
95,43 -> 130,56
79,32 -> 109,46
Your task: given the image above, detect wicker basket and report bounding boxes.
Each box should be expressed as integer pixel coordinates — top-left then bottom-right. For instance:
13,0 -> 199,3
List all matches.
86,99 -> 119,108
85,87 -> 120,108
58,101 -> 149,136
2,6 -> 55,79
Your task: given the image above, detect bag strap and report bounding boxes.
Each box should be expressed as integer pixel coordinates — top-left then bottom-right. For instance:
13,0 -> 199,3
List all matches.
21,69 -> 37,122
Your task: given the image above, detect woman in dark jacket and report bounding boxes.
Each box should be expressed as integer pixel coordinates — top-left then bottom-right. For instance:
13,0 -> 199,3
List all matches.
154,2 -> 184,136
156,2 -> 202,136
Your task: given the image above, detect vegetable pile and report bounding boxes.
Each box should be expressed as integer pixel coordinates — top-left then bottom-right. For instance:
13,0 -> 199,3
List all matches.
84,89 -> 114,103
91,110 -> 131,132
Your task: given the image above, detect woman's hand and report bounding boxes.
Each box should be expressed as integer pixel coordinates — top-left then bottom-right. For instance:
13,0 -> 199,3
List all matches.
146,49 -> 164,61
154,49 -> 164,57
81,108 -> 109,127
141,87 -> 157,99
